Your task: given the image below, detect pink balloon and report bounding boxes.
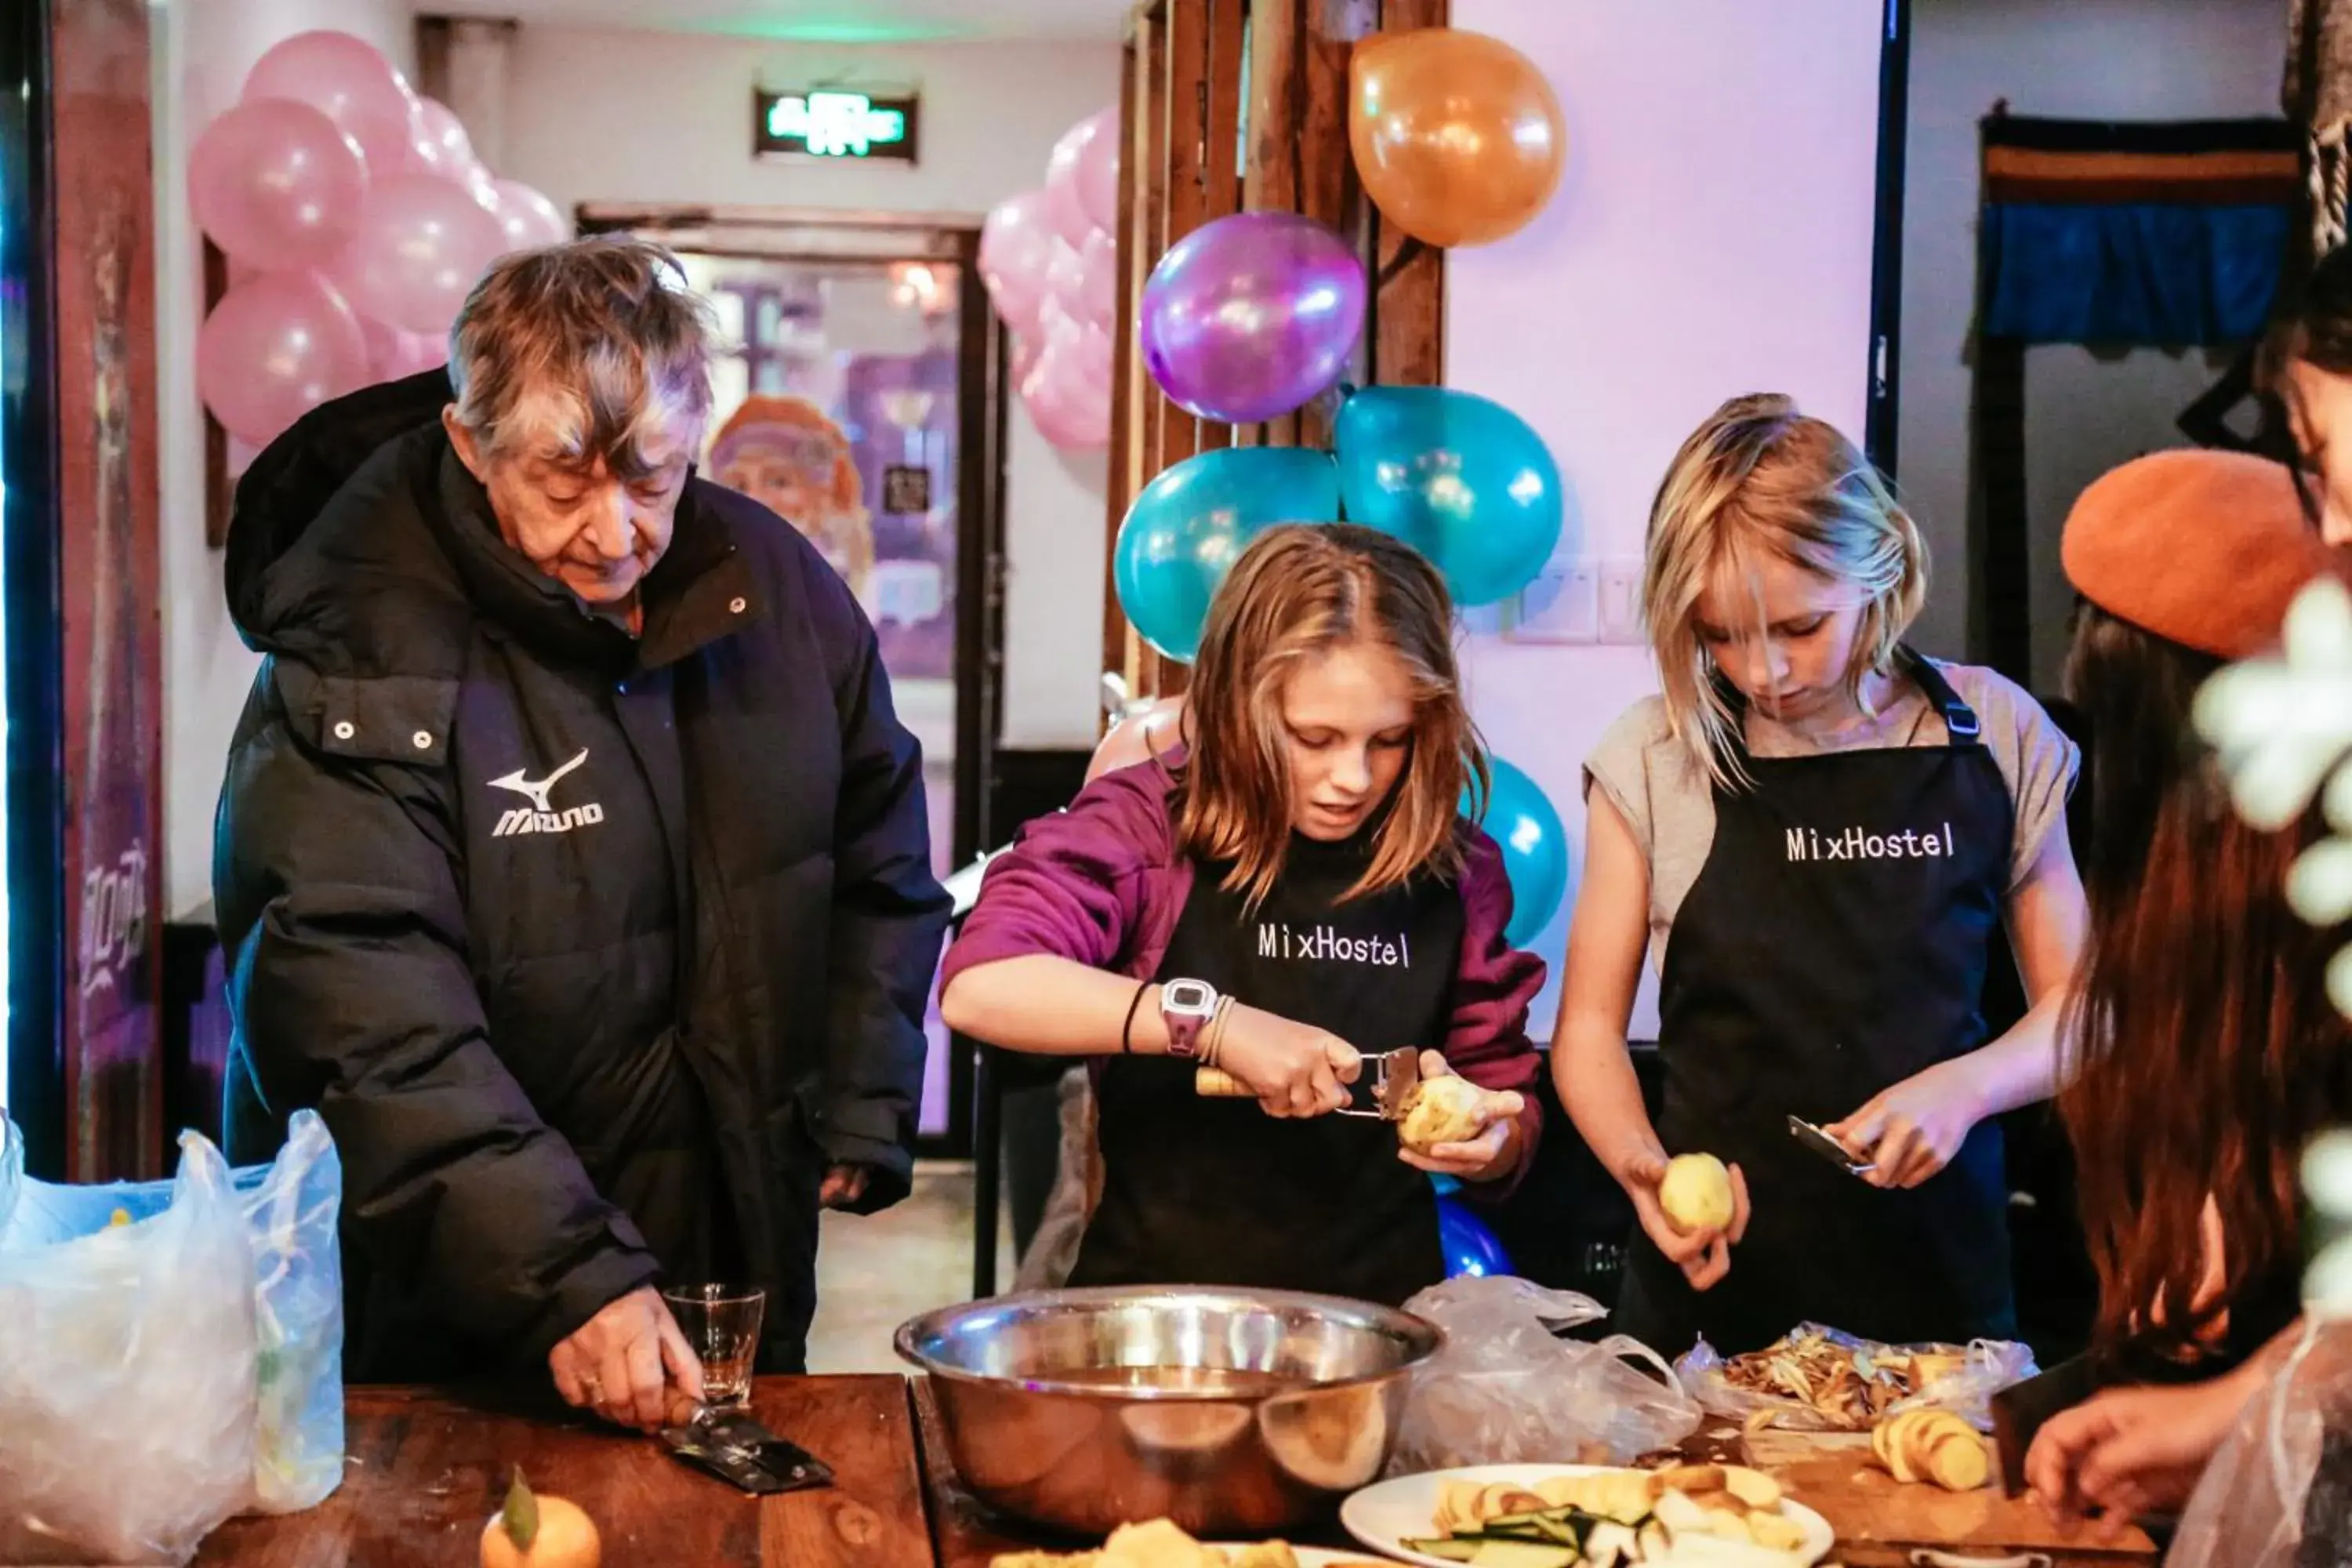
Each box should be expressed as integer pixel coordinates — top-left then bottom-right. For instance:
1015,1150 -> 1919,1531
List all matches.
1073,107 -> 1120,236
1044,228 -> 1116,332
358,315 -> 446,382
1022,298 -> 1111,449
197,271 -> 370,445
488,179 -> 569,251
325,172 -> 506,333
979,190 -> 1056,341
242,31 -> 421,183
187,97 -> 368,270
1009,330 -> 1039,388
412,98 -> 474,178
1043,112 -> 1109,249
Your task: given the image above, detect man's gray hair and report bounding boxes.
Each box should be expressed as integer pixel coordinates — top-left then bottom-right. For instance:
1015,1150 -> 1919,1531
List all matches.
446,236 -> 718,479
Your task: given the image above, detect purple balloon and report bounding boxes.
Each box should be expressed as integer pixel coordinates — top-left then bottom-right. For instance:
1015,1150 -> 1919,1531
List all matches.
1140,212 -> 1366,425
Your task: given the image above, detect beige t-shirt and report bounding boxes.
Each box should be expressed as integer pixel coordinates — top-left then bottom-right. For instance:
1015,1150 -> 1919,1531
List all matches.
1585,661 -> 2079,975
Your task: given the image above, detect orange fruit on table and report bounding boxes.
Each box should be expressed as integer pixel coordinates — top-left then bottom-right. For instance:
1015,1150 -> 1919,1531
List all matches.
481,1470 -> 602,1568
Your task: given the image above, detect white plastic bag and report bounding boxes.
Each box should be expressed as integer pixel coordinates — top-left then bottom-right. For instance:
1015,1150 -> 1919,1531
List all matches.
1,1112 -> 347,1519
1390,1275 -> 1705,1473
0,1130 -> 260,1565
1676,1321 -> 2036,1432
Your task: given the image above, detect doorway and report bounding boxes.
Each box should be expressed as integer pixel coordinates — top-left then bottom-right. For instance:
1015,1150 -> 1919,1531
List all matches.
579,204 -> 1008,1156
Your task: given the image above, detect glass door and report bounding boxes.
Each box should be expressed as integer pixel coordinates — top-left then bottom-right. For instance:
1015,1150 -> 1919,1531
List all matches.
585,205 -> 1006,1154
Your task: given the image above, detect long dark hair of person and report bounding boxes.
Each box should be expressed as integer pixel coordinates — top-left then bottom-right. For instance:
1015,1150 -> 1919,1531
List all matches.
2259,241 -> 2352,506
2060,601 -> 2350,1357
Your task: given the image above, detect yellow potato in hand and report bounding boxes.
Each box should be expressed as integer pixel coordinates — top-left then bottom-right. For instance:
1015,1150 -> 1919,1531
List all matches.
1659,1152 -> 1735,1231
1399,1074 -> 1487,1151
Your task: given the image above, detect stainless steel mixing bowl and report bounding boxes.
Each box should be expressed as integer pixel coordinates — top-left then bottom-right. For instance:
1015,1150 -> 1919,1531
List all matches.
897,1285 -> 1443,1538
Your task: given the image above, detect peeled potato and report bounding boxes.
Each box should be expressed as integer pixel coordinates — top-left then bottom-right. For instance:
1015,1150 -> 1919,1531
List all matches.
1751,1512 -> 1809,1552
1873,1410 -> 1990,1491
1399,1073 -> 1487,1151
1720,1466 -> 1784,1511
1658,1153 -> 1736,1231
1927,1429 -> 1991,1492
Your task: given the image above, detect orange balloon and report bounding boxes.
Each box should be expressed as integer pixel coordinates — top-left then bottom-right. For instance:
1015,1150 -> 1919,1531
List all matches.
1349,27 -> 1566,249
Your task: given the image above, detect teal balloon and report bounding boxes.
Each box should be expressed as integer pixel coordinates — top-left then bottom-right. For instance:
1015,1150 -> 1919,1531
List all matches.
1334,386 -> 1564,607
1113,445 -> 1341,662
1462,756 -> 1569,948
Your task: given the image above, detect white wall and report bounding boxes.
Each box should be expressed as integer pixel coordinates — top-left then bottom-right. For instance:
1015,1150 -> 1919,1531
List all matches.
152,0 -> 418,917
499,28 -> 1118,753
1447,0 -> 1886,1034
1899,0 -> 2288,680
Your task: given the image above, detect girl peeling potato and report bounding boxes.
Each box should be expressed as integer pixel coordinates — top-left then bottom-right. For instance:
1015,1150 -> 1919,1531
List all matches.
941,525 -> 1545,1305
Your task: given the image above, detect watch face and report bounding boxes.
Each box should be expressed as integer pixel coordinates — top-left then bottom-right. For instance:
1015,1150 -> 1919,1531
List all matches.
1163,979 -> 1214,1014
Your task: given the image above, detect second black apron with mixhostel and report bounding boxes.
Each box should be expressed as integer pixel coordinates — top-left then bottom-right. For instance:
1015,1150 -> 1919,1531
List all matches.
1069,826 -> 1461,1305
1616,653 -> 2020,1358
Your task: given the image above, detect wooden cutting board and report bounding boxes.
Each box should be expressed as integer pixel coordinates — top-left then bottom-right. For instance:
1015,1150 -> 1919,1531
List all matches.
1741,1428 -> 2157,1566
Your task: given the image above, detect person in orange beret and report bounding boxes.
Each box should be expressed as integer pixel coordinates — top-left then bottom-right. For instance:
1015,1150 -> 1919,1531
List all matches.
2026,448 -> 2352,1522
706,394 -> 877,604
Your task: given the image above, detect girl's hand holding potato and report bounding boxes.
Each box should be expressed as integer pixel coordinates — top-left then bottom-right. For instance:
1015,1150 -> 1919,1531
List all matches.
1397,1051 -> 1527,1183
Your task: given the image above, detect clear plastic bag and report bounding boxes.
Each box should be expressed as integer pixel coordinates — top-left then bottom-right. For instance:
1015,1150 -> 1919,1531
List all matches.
2169,1319 -> 2352,1568
0,1129 -> 260,1565
0,1111 -> 346,1557
236,1110 -> 346,1513
1675,1321 -> 2037,1432
1389,1275 -> 1705,1473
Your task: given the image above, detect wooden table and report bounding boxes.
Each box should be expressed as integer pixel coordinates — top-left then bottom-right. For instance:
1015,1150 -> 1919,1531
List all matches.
198,1379 -> 2161,1567
199,1378 -> 936,1567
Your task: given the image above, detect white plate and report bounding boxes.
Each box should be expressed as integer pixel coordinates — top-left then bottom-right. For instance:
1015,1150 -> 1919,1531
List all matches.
1203,1549 -> 1396,1566
1340,1465 -> 1835,1567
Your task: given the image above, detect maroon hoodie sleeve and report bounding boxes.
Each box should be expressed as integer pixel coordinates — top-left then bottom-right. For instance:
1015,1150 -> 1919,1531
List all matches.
938,765 -> 1177,993
1443,825 -> 1551,1200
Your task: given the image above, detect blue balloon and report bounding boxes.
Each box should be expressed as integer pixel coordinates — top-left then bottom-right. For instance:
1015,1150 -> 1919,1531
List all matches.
1112,445 -> 1342,662
1333,386 -> 1565,607
1438,1195 -> 1514,1279
1461,756 -> 1570,948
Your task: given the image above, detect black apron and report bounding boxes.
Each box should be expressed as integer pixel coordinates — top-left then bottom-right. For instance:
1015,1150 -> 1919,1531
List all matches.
1616,653 -> 2019,1356
1069,829 -> 1457,1305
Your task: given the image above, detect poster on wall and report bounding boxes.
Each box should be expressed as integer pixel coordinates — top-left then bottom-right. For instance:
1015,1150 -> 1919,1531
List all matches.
682,256 -> 961,684
52,0 -> 164,1183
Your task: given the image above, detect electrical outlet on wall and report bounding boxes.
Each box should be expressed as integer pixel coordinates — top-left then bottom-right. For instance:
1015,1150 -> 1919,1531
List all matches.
1599,558 -> 1645,644
1508,557 -> 1599,644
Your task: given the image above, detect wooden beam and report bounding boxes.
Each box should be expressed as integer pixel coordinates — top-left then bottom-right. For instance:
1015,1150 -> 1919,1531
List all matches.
1102,33 -> 1145,706
1192,0 -> 1247,458
1133,8 -> 1175,698
1370,0 -> 1446,388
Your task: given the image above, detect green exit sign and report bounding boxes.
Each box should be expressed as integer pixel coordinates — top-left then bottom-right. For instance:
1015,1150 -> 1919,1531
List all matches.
753,89 -> 920,164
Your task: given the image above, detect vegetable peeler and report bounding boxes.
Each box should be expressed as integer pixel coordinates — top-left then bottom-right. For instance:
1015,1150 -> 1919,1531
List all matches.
1195,1046 -> 1421,1118
659,1399 -> 833,1496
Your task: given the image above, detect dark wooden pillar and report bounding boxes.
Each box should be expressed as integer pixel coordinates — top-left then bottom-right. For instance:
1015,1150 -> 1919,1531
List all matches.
1100,0 -> 1449,707
50,0 -> 166,1181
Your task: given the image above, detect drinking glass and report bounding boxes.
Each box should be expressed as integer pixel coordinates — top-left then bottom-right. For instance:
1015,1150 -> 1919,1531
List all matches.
662,1283 -> 765,1408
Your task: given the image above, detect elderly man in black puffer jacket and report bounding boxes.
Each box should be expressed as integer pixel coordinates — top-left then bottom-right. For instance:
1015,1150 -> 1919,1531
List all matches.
214,238 -> 949,1427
